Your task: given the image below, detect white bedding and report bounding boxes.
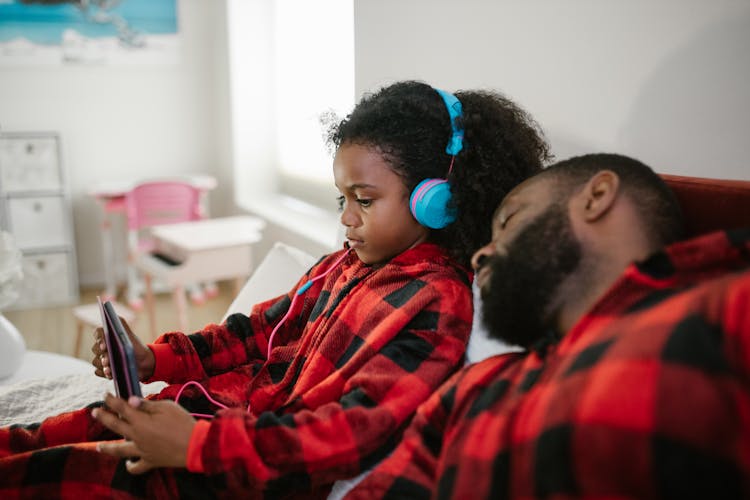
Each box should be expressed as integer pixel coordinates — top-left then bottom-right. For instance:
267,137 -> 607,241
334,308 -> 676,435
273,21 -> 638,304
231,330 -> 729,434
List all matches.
0,373 -> 166,426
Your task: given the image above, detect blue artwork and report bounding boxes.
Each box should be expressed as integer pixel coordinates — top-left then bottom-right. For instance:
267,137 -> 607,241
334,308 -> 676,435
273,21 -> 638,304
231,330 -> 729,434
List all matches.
0,0 -> 179,65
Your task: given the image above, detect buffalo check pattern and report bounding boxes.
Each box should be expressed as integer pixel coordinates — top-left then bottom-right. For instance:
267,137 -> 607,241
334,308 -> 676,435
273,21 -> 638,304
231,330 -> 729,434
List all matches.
347,229 -> 750,499
0,243 -> 473,499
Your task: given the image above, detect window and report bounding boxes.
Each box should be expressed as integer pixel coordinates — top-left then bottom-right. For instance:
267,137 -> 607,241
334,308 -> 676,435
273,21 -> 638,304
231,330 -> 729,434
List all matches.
273,0 -> 354,209
227,0 -> 353,248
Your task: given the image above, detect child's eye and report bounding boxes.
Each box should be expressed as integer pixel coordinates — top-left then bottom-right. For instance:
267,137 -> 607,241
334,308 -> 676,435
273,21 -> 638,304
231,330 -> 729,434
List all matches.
336,196 -> 345,212
357,198 -> 372,208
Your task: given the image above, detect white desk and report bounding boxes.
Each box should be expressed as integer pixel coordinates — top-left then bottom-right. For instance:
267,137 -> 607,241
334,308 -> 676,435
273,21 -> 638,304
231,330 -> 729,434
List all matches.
87,174 -> 218,304
137,215 -> 266,336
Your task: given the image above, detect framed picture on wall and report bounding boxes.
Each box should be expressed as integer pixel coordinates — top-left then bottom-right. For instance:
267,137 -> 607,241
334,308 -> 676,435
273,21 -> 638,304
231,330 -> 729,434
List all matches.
0,0 -> 179,66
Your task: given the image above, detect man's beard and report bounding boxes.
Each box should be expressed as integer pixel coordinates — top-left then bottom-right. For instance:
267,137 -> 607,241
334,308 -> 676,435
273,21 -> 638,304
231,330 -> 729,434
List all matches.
480,204 -> 582,349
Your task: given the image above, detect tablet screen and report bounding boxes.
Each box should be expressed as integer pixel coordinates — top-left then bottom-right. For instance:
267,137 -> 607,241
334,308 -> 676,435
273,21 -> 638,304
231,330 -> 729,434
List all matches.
97,297 -> 142,399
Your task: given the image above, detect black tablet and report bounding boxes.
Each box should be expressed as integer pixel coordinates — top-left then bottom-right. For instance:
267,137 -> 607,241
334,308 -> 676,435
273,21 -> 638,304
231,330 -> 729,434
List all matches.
97,296 -> 142,399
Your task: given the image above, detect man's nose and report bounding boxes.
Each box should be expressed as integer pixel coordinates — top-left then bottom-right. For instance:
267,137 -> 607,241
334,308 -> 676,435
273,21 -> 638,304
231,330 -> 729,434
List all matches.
471,244 -> 494,271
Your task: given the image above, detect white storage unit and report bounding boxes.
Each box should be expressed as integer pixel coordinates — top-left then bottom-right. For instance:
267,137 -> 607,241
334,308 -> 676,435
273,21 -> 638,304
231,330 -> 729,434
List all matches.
0,132 -> 79,308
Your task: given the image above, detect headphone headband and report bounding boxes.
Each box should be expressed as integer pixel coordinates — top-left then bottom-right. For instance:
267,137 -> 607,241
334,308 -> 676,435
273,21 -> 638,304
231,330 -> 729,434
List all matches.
433,88 -> 464,156
408,87 -> 465,229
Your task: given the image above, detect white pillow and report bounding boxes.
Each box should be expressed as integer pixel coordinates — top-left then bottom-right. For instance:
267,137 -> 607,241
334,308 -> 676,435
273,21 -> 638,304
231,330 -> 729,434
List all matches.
223,242 -> 317,321
0,315 -> 25,379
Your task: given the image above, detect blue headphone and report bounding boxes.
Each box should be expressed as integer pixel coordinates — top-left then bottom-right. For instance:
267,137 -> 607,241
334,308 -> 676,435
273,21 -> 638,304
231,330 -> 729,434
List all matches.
409,88 -> 465,229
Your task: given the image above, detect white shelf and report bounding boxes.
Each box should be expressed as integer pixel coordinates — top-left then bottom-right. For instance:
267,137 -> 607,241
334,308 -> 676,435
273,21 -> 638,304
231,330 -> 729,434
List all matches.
0,132 -> 79,309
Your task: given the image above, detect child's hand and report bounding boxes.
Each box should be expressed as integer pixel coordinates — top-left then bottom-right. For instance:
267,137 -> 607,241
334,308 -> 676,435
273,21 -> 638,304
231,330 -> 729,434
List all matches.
93,393 -> 196,474
91,317 -> 155,381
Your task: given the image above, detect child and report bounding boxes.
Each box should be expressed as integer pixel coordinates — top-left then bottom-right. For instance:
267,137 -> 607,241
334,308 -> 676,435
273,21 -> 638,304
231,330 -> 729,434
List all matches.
0,81 -> 549,498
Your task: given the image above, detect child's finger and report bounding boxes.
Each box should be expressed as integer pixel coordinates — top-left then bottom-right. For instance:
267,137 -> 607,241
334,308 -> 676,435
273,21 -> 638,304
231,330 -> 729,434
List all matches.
105,392 -> 146,425
92,404 -> 132,439
93,363 -> 104,378
97,439 -> 140,459
126,457 -> 155,475
98,355 -> 113,379
91,329 -> 105,355
128,395 -> 145,409
92,354 -> 111,379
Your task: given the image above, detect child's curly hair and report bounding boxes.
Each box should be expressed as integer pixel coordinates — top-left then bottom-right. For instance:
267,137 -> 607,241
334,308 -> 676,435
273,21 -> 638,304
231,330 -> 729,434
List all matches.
328,80 -> 550,268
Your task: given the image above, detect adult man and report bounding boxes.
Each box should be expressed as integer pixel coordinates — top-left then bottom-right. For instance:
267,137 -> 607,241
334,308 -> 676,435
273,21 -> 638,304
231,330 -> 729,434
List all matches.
346,153 -> 750,499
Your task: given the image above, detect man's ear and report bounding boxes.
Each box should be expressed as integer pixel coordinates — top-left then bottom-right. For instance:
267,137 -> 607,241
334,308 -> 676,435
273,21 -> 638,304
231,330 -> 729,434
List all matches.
576,170 -> 620,223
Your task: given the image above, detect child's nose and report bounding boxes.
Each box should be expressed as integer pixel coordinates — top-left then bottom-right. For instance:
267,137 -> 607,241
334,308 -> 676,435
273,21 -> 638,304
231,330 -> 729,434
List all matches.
340,204 -> 360,227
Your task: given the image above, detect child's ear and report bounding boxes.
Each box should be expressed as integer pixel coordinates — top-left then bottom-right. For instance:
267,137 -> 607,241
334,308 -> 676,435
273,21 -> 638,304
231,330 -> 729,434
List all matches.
575,170 -> 620,223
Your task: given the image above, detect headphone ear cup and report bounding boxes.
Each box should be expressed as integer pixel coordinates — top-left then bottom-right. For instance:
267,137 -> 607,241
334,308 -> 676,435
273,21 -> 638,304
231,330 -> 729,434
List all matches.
410,179 -> 456,229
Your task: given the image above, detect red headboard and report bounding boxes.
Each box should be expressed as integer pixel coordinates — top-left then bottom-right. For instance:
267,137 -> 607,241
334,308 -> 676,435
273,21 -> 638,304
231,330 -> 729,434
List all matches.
662,174 -> 750,238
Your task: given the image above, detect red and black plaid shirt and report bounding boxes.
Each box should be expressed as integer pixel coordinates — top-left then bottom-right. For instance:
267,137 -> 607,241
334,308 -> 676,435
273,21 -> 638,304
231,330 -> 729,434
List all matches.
146,242 -> 473,496
347,229 -> 750,499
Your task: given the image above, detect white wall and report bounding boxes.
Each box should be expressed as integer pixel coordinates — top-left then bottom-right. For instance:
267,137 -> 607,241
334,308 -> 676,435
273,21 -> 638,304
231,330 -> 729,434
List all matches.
0,0 -> 233,286
2,0 -> 748,290
354,0 -> 750,180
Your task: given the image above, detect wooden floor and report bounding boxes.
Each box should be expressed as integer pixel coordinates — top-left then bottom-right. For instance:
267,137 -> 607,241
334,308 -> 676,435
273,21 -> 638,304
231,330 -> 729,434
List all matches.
4,282 -> 235,362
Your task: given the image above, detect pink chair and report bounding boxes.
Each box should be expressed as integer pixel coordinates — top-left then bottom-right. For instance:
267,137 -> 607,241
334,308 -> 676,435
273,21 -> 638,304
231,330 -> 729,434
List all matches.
124,180 -> 204,309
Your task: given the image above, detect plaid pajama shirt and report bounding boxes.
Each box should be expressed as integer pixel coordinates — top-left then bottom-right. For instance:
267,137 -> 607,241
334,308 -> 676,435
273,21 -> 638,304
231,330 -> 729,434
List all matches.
0,242 -> 473,499
347,229 -> 750,499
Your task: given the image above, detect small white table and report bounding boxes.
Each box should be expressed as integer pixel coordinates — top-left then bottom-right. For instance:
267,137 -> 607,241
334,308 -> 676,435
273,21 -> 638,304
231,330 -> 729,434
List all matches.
137,215 -> 266,336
